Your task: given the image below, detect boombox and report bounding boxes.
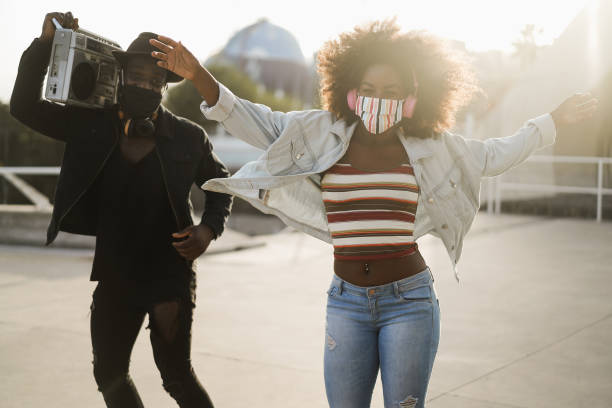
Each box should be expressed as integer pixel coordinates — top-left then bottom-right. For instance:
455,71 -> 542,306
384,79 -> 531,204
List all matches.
45,20 -> 123,109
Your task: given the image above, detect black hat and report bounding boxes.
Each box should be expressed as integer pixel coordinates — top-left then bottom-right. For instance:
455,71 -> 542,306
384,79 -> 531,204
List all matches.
113,32 -> 182,83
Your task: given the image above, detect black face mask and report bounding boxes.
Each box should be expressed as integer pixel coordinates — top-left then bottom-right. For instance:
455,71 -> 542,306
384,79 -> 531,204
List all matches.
119,85 -> 162,119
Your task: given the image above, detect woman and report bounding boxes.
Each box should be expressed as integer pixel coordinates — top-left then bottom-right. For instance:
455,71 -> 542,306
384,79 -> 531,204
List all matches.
150,20 -> 597,408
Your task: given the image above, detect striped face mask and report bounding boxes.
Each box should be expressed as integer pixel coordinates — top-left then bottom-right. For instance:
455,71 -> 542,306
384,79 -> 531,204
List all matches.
354,95 -> 404,134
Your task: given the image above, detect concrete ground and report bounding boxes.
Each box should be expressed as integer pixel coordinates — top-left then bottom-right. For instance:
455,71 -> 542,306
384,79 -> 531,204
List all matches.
1,214 -> 611,408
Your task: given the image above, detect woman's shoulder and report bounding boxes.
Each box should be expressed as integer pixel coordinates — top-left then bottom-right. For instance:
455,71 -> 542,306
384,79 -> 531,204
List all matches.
285,109 -> 350,135
435,129 -> 473,151
287,108 -> 335,124
403,129 -> 476,163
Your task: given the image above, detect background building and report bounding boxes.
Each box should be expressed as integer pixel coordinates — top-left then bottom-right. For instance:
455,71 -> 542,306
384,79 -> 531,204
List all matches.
468,0 -> 611,207
205,18 -> 316,106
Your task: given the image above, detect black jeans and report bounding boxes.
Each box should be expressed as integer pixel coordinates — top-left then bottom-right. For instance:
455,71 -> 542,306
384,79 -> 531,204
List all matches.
90,280 -> 213,408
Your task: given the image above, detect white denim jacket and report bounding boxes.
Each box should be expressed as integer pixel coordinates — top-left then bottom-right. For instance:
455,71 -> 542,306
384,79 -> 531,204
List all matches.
200,84 -> 557,280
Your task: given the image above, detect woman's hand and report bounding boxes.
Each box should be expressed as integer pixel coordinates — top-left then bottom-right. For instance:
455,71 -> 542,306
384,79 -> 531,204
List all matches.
149,36 -> 202,81
150,35 -> 220,106
551,93 -> 599,129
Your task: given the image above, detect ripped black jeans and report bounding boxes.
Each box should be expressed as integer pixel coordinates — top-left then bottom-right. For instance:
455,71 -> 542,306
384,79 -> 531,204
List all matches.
90,280 -> 214,408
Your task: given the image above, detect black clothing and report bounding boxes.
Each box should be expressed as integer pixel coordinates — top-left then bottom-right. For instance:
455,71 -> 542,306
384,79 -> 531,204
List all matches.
11,37 -> 230,408
10,38 -> 232,245
91,146 -> 189,284
91,281 -> 213,408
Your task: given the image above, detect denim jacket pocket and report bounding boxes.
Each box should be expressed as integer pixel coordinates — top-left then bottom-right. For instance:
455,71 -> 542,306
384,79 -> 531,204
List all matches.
432,164 -> 463,198
264,127 -> 317,175
290,133 -> 316,172
431,164 -> 472,220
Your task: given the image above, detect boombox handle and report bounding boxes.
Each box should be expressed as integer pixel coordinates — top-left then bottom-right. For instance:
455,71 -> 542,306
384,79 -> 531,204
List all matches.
51,18 -> 122,50
51,17 -> 63,30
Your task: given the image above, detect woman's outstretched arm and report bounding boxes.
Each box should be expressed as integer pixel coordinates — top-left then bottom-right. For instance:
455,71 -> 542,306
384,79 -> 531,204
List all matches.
464,93 -> 599,178
151,36 -> 315,150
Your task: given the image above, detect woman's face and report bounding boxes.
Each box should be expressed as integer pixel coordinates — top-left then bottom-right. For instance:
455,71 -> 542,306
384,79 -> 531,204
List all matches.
357,64 -> 406,100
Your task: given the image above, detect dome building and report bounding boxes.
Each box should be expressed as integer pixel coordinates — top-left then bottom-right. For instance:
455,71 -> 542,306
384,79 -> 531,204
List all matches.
206,18 -> 315,104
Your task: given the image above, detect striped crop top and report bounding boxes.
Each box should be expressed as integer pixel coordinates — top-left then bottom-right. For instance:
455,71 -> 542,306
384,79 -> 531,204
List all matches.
321,163 -> 420,261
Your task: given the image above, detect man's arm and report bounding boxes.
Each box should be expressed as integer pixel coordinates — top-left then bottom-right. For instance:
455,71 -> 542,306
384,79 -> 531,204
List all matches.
9,12 -> 78,142
171,126 -> 233,261
195,129 -> 233,240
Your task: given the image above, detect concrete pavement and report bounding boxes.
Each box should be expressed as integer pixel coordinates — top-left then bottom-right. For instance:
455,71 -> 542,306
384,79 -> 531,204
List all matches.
1,214 -> 611,407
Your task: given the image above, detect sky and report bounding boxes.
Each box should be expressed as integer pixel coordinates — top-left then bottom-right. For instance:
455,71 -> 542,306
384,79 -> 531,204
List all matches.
0,0 -> 591,103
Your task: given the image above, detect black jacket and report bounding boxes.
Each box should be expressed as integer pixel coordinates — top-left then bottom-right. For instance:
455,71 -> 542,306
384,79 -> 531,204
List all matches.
10,39 -> 233,245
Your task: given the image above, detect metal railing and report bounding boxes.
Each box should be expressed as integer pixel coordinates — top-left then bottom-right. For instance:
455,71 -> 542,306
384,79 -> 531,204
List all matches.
0,167 -> 61,175
486,156 -> 612,222
2,157 -> 612,221
0,167 -> 60,211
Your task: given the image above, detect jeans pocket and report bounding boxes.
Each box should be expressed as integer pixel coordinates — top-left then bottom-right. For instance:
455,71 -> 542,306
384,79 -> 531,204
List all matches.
400,284 -> 432,303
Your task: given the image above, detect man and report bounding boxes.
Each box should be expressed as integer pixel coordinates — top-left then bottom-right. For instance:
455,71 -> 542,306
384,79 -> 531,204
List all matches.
10,11 -> 232,408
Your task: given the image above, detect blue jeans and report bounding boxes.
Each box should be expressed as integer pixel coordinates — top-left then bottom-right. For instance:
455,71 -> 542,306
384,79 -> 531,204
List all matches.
324,268 -> 440,408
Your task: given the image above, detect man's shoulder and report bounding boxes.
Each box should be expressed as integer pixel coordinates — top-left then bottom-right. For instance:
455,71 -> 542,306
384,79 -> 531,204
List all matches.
63,105 -> 113,132
161,107 -> 207,137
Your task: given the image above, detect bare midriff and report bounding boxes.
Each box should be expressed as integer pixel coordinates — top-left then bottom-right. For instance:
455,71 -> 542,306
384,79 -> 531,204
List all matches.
334,249 -> 427,286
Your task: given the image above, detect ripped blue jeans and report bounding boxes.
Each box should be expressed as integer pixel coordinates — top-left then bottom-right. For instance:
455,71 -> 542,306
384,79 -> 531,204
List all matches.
324,268 -> 440,408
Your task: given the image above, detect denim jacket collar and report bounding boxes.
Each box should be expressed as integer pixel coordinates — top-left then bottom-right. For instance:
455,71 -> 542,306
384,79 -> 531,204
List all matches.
336,120 -> 435,163
398,128 -> 436,162
331,118 -> 357,145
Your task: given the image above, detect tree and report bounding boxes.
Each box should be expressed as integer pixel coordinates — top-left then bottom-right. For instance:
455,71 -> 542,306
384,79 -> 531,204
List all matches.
163,64 -> 304,132
513,24 -> 542,68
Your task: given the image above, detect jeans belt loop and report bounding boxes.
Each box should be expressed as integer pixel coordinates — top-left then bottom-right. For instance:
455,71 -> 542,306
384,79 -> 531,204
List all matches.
393,282 -> 400,298
337,280 -> 343,295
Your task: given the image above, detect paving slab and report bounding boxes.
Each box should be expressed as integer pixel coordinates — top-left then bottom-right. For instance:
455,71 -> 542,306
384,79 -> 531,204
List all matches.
0,214 -> 611,407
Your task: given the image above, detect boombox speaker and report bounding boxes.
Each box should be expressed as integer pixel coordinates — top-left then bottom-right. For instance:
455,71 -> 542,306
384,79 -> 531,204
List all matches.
45,19 -> 123,109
